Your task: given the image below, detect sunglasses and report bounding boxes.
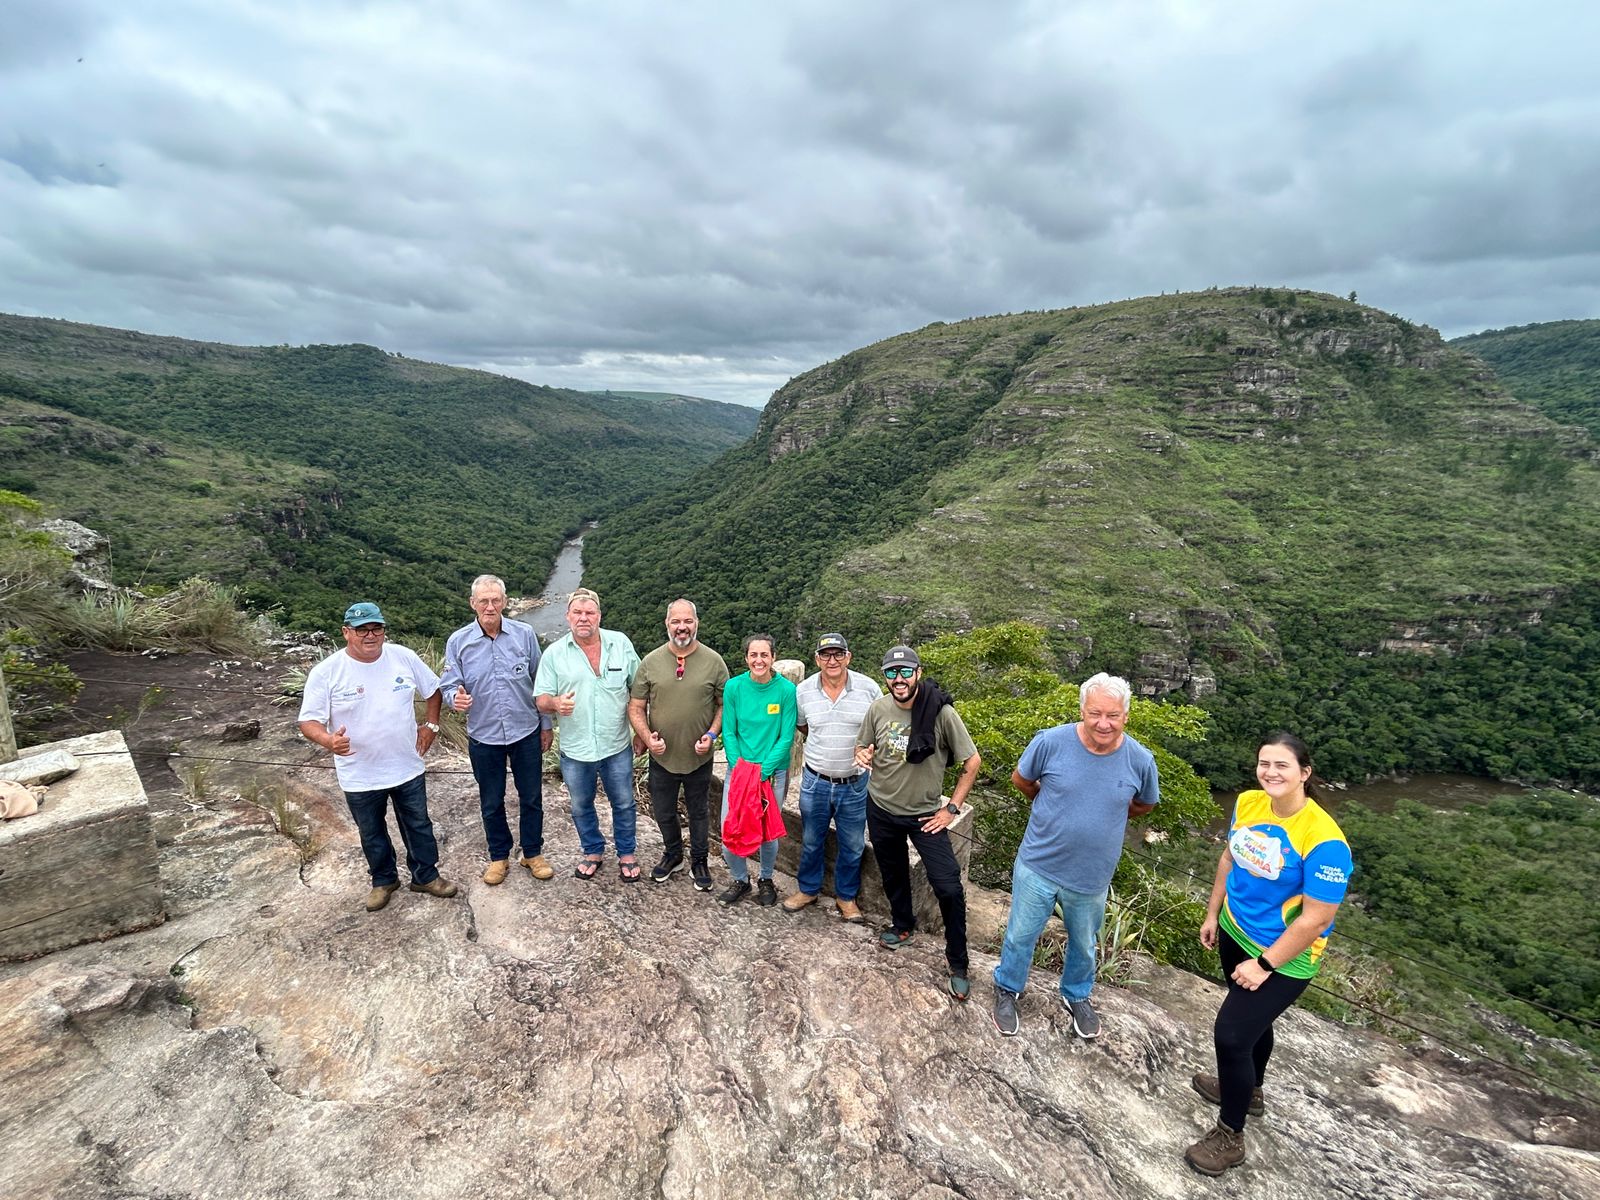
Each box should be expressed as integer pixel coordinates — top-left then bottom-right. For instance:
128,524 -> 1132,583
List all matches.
350,626 -> 386,638
884,666 -> 917,680
675,655 -> 686,679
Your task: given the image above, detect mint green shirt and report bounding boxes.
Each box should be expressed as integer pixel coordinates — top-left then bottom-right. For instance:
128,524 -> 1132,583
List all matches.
533,629 -> 640,761
722,672 -> 798,780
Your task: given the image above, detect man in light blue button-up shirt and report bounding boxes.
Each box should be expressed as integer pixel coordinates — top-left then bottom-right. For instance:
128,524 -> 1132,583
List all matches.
440,575 -> 555,885
534,587 -> 643,880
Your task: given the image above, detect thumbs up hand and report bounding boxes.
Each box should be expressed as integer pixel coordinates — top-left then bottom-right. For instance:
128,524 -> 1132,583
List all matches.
329,725 -> 352,755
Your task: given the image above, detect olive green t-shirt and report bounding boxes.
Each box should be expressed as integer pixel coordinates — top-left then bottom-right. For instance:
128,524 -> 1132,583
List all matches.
630,643 -> 729,774
857,695 -> 977,816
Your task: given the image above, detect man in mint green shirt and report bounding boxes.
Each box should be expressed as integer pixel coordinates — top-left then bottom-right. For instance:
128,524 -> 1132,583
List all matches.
717,633 -> 797,907
534,587 -> 643,880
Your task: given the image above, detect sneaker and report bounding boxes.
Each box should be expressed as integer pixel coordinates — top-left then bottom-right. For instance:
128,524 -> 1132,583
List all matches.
365,883 -> 399,912
718,879 -> 752,905
1192,1072 -> 1265,1117
691,859 -> 713,892
650,853 -> 686,884
519,854 -> 555,881
992,988 -> 1021,1036
409,876 -> 459,899
948,973 -> 971,1002
1184,1121 -> 1246,1177
1063,995 -> 1100,1039
879,927 -> 913,949
782,891 -> 817,913
482,859 -> 510,886
756,878 -> 778,907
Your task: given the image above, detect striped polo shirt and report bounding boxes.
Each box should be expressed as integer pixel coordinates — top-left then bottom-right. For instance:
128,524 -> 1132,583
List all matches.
795,669 -> 882,777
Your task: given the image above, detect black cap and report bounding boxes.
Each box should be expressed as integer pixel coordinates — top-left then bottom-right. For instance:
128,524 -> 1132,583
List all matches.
882,644 -> 920,671
816,633 -> 849,654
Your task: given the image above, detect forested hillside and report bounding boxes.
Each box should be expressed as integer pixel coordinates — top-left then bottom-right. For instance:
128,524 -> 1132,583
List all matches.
0,314 -> 758,634
1453,318 -> 1600,437
584,288 -> 1600,786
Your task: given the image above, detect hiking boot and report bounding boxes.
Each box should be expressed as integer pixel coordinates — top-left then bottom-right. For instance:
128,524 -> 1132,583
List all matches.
482,859 -> 510,886
1192,1073 -> 1265,1117
756,878 -> 778,907
519,854 -> 555,881
409,876 -> 459,899
1063,995 -> 1100,1039
993,988 -> 1021,1036
718,879 -> 752,905
650,853 -> 686,884
782,891 -> 817,913
1185,1121 -> 1246,1177
835,898 -> 864,923
365,883 -> 400,912
691,859 -> 713,892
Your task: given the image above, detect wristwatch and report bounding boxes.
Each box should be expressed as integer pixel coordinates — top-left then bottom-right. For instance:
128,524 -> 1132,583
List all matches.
945,802 -> 961,816
422,721 -> 441,733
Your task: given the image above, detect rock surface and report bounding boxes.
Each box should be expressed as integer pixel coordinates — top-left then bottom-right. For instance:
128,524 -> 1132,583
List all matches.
2,655 -> 1596,1199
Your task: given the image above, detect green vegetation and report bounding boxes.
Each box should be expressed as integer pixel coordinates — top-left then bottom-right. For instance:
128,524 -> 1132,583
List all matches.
0,314 -> 759,636
1454,318 -> 1600,437
585,289 -> 1600,790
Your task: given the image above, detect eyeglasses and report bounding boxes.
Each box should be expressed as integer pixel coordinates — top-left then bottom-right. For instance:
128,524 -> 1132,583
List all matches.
817,650 -> 846,660
675,656 -> 686,679
884,666 -> 916,680
350,626 -> 386,638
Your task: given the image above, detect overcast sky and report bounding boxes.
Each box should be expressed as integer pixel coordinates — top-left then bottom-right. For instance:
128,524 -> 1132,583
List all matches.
3,2 -> 1596,407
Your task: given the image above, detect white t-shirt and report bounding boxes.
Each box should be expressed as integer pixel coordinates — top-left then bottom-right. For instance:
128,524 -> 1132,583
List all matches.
298,644 -> 441,791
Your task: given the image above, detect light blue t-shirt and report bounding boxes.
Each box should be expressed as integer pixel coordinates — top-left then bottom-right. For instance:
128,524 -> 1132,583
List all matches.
1015,724 -> 1160,893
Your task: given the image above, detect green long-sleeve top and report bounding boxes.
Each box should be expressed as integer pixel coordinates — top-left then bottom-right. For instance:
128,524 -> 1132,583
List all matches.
721,671 -> 798,780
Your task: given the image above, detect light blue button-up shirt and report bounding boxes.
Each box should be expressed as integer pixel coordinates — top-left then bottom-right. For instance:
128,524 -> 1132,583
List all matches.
532,628 -> 640,762
439,617 -> 552,746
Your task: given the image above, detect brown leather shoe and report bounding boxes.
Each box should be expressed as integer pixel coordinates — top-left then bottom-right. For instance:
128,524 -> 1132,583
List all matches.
482,859 -> 510,886
365,883 -> 400,912
1185,1121 -> 1246,1177
781,891 -> 817,913
1192,1072 -> 1265,1116
409,876 -> 459,899
520,854 -> 555,881
835,898 -> 864,923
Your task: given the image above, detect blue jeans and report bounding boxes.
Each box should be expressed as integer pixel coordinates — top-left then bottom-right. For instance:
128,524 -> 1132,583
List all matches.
992,858 -> 1107,1002
796,767 -> 868,899
559,748 -> 638,857
721,768 -> 787,882
468,731 -> 545,861
342,773 -> 440,887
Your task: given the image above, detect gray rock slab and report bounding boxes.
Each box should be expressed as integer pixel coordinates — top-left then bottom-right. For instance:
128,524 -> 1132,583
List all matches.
0,748 -> 80,786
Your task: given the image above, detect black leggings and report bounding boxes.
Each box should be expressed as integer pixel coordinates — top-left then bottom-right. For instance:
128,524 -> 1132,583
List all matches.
1214,929 -> 1311,1131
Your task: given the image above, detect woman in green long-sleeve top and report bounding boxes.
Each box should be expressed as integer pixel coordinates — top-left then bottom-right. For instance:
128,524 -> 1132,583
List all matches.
717,633 -> 797,907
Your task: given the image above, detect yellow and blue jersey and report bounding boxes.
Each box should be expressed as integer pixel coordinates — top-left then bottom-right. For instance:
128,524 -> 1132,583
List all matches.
1219,789 -> 1352,979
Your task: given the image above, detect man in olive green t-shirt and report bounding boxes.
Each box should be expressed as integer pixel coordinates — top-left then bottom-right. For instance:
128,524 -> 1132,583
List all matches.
628,599 -> 729,891
855,644 -> 982,1000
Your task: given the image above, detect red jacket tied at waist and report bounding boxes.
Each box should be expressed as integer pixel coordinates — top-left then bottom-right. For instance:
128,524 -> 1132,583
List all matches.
722,758 -> 787,857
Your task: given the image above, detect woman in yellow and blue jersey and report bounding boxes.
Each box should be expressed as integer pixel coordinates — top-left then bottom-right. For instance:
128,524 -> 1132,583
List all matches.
1184,733 -> 1352,1177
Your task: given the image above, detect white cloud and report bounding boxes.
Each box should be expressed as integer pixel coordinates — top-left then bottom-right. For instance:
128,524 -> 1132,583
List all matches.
2,1 -> 1597,406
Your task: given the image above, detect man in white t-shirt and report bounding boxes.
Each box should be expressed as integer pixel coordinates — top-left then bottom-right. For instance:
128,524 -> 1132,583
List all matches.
298,601 -> 458,912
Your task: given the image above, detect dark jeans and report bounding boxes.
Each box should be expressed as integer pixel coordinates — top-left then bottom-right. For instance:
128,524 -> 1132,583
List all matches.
647,758 -> 713,863
867,797 -> 969,975
343,773 -> 440,887
1214,928 -> 1311,1131
468,731 -> 545,861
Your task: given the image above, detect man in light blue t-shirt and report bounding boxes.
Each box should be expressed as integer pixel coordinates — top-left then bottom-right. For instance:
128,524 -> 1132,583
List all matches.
991,672 -> 1160,1040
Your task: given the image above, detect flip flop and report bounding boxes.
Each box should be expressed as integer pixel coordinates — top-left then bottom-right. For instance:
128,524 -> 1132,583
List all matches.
574,855 -> 603,880
618,859 -> 641,883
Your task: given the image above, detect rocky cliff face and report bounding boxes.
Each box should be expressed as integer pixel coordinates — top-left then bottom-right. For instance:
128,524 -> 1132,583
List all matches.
2,657 -> 1594,1199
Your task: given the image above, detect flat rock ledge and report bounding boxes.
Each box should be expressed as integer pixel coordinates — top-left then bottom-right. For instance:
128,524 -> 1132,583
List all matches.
2,722 -> 1597,1200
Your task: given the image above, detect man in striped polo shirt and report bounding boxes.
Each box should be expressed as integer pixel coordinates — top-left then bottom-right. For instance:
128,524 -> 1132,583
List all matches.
784,633 -> 883,921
